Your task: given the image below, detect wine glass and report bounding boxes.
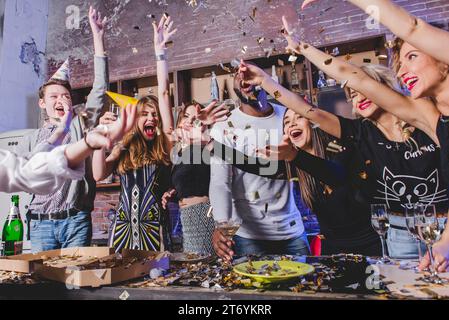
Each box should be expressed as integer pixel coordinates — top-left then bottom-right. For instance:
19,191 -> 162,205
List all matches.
371,204 -> 391,264
215,217 -> 242,241
110,104 -> 120,119
405,205 -> 423,261
415,204 -> 447,284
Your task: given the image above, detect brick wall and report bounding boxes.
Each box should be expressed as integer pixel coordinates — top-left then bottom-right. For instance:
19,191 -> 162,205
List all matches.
47,0 -> 449,88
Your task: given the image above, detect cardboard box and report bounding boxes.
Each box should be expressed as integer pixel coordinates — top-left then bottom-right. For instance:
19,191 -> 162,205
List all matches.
0,247 -> 169,288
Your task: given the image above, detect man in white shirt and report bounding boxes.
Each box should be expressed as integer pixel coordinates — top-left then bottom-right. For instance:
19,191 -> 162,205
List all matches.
210,71 -> 309,261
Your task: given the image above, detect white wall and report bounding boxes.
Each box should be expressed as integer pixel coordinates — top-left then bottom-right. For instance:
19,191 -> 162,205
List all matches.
0,0 -> 49,133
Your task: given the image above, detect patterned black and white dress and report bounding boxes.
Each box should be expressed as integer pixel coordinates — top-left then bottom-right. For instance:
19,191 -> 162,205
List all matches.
110,164 -> 171,252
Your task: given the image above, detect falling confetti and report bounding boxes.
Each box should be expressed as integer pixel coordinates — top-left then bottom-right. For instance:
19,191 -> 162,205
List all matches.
288,55 -> 298,63
257,37 -> 265,44
331,47 -> 340,56
340,80 -> 349,89
273,91 -> 281,99
205,48 -> 212,54
241,46 -> 248,54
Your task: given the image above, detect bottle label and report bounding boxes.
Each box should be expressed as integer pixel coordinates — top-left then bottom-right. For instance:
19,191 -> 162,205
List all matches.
3,241 -> 23,256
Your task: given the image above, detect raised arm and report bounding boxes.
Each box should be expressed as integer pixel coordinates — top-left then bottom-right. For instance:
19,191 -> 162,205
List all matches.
303,0 -> 449,66
153,15 -> 177,141
84,6 -> 109,129
239,62 -> 342,139
280,17 -> 439,142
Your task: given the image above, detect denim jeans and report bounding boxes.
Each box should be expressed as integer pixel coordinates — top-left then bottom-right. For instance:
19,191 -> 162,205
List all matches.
30,211 -> 92,253
386,215 -> 427,260
233,233 -> 310,256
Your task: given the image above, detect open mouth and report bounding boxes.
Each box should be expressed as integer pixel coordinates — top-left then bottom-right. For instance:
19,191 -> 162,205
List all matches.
403,76 -> 419,92
55,106 -> 65,117
357,100 -> 372,111
289,129 -> 303,140
143,124 -> 156,138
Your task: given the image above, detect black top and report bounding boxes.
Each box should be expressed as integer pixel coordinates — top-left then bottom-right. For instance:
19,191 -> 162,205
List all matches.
212,140 -> 381,256
171,144 -> 211,200
339,117 -> 449,214
437,115 -> 449,186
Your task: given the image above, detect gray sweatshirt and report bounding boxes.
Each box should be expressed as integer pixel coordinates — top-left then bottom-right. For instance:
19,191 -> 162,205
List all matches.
17,56 -> 108,213
209,104 -> 304,241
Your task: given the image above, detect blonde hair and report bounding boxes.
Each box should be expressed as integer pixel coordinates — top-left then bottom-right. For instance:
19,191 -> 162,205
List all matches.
117,96 -> 171,174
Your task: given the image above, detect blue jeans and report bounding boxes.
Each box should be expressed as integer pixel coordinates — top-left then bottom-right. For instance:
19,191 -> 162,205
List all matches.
30,212 -> 92,253
233,234 -> 310,256
386,215 -> 429,260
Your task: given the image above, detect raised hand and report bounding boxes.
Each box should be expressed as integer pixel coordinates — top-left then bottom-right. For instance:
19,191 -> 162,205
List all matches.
256,135 -> 298,162
281,16 -> 301,56
89,6 -> 107,38
238,60 -> 268,90
107,104 -> 137,143
196,101 -> 230,126
153,15 -> 178,52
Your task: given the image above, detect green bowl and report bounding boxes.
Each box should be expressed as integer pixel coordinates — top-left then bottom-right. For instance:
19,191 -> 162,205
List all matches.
233,260 -> 315,284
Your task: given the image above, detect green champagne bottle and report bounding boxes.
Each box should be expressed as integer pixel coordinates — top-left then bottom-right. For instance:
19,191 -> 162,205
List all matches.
2,195 -> 24,256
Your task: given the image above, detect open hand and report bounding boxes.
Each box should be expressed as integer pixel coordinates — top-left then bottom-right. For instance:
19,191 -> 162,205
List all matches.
153,15 -> 178,52
89,6 -> 107,38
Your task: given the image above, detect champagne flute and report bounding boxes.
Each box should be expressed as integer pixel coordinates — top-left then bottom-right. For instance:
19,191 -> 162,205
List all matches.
110,104 -> 120,119
371,204 -> 390,264
415,204 -> 447,284
405,205 -> 423,261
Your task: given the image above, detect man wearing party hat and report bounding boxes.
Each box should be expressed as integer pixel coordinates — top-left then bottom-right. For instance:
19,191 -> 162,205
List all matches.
18,7 -> 110,253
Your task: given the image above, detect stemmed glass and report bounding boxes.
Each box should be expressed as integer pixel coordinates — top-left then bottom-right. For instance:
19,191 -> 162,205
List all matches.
371,204 -> 391,264
215,217 -> 242,241
415,204 -> 448,284
405,205 -> 423,261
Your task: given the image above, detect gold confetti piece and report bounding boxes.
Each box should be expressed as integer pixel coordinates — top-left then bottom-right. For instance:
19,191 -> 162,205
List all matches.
344,53 -> 352,61
165,41 -> 174,48
241,46 -> 248,54
323,185 -> 333,195
273,91 -> 281,99
324,58 -> 333,65
228,121 -> 234,128
219,63 -> 232,73
244,124 -> 251,130
257,37 -> 265,44
303,44 -> 309,50
340,80 -> 349,89
252,7 -> 257,19
359,171 -> 368,180
265,203 -> 269,213
132,47 -> 138,54
384,40 -> 394,49
205,48 -> 211,54
318,27 -> 325,34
